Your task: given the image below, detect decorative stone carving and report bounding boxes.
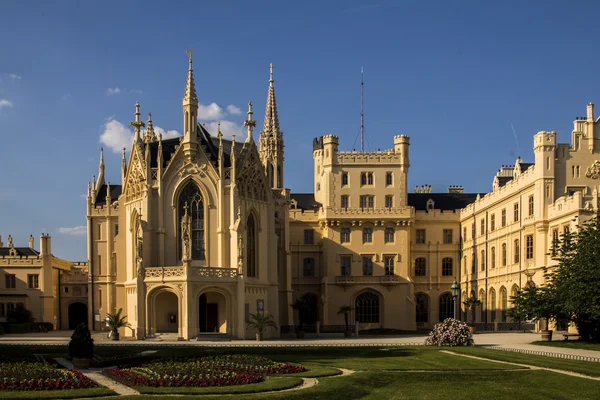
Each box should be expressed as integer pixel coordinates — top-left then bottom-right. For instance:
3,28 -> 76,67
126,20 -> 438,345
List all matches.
197,267 -> 238,278
179,161 -> 207,178
181,202 -> 191,261
585,160 -> 600,179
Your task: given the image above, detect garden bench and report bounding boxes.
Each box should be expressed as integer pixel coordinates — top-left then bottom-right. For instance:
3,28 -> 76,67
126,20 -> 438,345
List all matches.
562,333 -> 580,340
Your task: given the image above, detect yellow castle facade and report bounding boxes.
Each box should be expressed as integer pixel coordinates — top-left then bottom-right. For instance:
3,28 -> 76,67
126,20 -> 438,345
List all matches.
3,56 -> 600,338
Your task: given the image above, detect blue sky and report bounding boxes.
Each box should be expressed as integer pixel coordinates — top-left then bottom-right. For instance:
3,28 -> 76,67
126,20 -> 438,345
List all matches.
1,0 -> 599,260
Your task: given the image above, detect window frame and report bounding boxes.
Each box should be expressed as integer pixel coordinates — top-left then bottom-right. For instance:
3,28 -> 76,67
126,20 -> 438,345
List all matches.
362,256 -> 373,276
443,229 -> 453,244
27,274 -> 39,289
416,229 -> 426,244
362,227 -> 373,243
442,257 -> 453,276
303,229 -> 315,245
415,257 -> 427,276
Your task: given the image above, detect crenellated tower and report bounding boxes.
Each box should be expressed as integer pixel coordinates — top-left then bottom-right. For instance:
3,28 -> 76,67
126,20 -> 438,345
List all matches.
259,63 -> 284,189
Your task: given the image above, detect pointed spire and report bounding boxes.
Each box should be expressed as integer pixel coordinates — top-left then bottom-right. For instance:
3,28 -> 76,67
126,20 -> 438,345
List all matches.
262,63 -> 281,138
217,121 -> 223,139
183,50 -> 198,105
144,112 -> 156,143
130,102 -> 145,142
87,182 -> 91,197
97,148 -> 105,189
244,101 -> 257,143
121,147 -> 127,184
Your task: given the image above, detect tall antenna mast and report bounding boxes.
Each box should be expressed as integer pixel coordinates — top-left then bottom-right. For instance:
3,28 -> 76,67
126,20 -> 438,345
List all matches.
361,66 -> 365,152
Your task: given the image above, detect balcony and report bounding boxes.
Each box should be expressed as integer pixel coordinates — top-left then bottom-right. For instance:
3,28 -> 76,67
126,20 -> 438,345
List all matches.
145,267 -> 185,280
335,275 -> 402,290
196,267 -> 238,279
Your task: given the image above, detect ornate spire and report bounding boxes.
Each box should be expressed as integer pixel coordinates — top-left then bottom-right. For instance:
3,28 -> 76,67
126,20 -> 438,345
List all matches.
130,102 -> 145,142
183,50 -> 198,105
262,63 -> 281,137
244,101 -> 256,143
97,148 -> 105,189
144,112 -> 156,143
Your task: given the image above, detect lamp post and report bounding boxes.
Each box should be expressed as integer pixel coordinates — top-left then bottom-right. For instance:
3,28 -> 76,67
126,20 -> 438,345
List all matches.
451,280 -> 460,320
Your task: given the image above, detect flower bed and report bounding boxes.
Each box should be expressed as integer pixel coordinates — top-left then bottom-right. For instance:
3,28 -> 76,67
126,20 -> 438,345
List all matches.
103,354 -> 305,388
0,361 -> 98,391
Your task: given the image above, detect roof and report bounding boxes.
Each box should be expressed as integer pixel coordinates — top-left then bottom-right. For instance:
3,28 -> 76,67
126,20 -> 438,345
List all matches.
0,247 -> 39,257
408,193 -> 484,211
497,176 -> 513,187
290,193 -> 321,210
520,163 -> 534,172
95,184 -> 123,206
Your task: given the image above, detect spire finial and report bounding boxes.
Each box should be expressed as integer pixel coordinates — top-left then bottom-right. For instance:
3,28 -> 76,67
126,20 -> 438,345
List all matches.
130,102 -> 145,140
244,101 -> 257,143
183,50 -> 198,104
144,112 -> 156,143
122,147 -> 126,159
217,121 -> 223,138
262,64 -> 281,137
269,63 -> 275,84
100,147 -> 104,163
186,50 -> 193,70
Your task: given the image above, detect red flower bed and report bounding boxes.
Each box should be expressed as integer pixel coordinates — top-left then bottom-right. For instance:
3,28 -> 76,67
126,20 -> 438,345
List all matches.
0,362 -> 98,391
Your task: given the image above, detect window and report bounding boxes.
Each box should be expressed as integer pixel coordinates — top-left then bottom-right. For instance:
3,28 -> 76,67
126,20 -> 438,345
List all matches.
514,202 -> 519,223
303,258 -> 315,277
443,229 -> 453,244
463,255 -> 467,274
386,172 -> 393,186
179,182 -> 205,260
28,274 -> 39,289
6,303 -> 15,315
463,227 -> 467,242
480,250 -> 485,271
5,274 -> 15,289
551,229 -> 559,256
355,292 -> 379,323
471,223 -> 475,239
115,224 -> 119,236
491,247 -> 496,269
342,172 -> 348,186
341,228 -> 351,243
471,251 -> 476,273
362,228 -> 373,243
502,243 -> 507,266
526,234 -> 533,259
247,216 -> 258,277
98,223 -> 102,240
501,288 -> 508,322
362,256 -> 373,275
360,195 -> 374,209
360,172 -> 374,186
416,229 -> 426,244
480,219 -> 485,235
501,209 -> 506,227
528,195 -> 534,216
416,293 -> 429,323
564,225 -> 570,235
384,228 -> 395,243
98,254 -> 102,275
98,288 -> 103,309
341,256 -> 351,276
0,304 -> 4,318
304,229 -> 314,245
491,214 -> 495,231
385,195 -> 393,208
442,258 -> 453,276
514,239 -> 520,263
490,290 -> 497,322
384,256 -> 394,275
341,195 -> 349,209
415,258 -> 426,276
439,293 -> 453,321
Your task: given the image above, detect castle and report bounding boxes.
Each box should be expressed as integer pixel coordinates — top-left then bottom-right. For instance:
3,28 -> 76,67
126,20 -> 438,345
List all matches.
2,54 -> 599,338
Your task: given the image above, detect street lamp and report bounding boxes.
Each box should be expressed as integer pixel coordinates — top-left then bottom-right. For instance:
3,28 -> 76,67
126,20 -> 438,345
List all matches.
450,280 -> 460,320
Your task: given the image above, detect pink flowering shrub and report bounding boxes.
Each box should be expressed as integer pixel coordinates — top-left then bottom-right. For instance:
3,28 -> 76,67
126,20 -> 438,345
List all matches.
424,318 -> 474,346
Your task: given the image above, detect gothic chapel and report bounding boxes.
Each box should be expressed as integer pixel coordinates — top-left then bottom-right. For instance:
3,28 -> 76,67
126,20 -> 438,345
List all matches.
86,54 -> 291,339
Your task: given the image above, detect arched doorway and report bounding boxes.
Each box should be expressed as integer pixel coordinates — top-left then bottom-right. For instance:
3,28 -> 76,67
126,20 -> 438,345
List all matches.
68,302 -> 88,329
154,291 -> 178,333
198,292 -> 227,333
299,294 -> 319,325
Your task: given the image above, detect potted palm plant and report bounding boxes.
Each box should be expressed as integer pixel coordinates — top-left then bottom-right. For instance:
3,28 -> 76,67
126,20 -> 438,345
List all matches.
337,305 -> 353,337
246,312 -> 277,341
462,295 -> 482,334
68,323 -> 94,369
105,308 -> 130,341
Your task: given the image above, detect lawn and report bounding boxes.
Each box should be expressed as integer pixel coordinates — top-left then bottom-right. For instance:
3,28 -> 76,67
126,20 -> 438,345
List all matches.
532,340 -> 600,352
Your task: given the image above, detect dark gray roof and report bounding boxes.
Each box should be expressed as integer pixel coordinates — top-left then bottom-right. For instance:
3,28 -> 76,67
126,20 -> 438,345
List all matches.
95,184 -> 122,207
497,176 -> 513,187
408,193 -> 484,211
520,163 -> 534,172
290,193 -> 321,210
0,247 -> 39,257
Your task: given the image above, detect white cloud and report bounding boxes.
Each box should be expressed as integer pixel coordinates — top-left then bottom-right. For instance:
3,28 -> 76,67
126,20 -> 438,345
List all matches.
198,102 -> 225,120
8,74 -> 21,80
79,194 -> 87,199
154,126 -> 181,139
227,104 -> 242,115
0,99 -> 13,109
204,120 -> 244,140
106,87 -> 121,96
57,226 -> 87,236
100,119 -> 134,152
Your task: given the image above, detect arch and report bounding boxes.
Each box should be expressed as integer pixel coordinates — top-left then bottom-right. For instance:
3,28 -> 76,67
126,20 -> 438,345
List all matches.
415,257 -> 426,276
299,293 -> 319,325
198,291 -> 228,333
489,288 -> 496,322
442,257 -> 453,276
500,286 -> 508,322
147,286 -> 181,336
478,289 -> 486,322
178,181 -> 205,260
439,292 -> 453,321
355,290 -> 381,323
247,214 -> 257,277
415,292 -> 429,323
68,302 -> 88,329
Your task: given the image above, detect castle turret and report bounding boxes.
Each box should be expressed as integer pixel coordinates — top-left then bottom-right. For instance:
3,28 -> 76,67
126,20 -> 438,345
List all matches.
534,130 -> 556,203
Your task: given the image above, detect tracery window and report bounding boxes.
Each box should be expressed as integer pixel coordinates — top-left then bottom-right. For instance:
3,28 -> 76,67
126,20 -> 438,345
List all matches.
416,293 -> 429,323
247,215 -> 257,277
355,292 -> 379,323
439,293 -> 453,321
179,183 -> 205,260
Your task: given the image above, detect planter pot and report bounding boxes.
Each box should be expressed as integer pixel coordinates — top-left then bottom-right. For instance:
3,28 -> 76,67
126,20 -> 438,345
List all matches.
541,329 -> 553,342
256,332 -> 263,341
111,331 -> 120,341
468,326 -> 477,334
344,330 -> 352,338
296,331 -> 305,339
72,357 -> 90,369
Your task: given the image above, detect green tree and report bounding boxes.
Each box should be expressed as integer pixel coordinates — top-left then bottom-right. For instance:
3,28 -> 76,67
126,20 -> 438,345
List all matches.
245,313 -> 277,340
6,303 -> 33,324
508,284 -> 560,328
337,306 -> 353,332
105,308 -> 131,338
462,295 -> 481,324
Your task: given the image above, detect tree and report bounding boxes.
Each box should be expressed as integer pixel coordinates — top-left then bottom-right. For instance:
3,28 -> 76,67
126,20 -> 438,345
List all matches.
508,284 -> 560,329
245,313 -> 277,340
462,295 -> 482,324
105,308 -> 130,339
547,217 -> 600,341
6,303 -> 33,324
337,306 -> 353,333
68,323 -> 94,359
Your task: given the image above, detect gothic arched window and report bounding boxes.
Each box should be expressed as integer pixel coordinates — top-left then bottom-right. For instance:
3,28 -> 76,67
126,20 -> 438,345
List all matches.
439,293 -> 453,321
247,215 -> 257,277
179,183 -> 205,260
416,293 -> 429,323
355,292 -> 380,323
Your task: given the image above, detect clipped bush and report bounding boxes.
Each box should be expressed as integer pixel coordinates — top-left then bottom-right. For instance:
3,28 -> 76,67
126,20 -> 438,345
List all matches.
68,324 -> 94,359
424,318 -> 474,347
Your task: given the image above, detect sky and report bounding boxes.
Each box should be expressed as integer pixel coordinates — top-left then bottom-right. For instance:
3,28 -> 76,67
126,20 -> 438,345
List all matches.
1,0 -> 600,261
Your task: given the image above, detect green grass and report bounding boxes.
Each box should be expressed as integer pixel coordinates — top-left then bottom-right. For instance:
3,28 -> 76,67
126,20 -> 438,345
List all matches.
136,376 -> 302,395
532,340 -> 600,351
0,388 -> 115,399
450,346 -> 600,376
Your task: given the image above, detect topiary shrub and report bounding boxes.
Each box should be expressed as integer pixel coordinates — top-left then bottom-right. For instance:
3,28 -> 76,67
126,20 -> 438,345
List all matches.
68,323 -> 94,359
424,318 -> 474,346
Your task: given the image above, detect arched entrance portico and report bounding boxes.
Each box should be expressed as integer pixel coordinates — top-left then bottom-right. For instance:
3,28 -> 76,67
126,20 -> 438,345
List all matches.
198,291 -> 228,334
147,287 -> 180,336
68,302 -> 88,329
